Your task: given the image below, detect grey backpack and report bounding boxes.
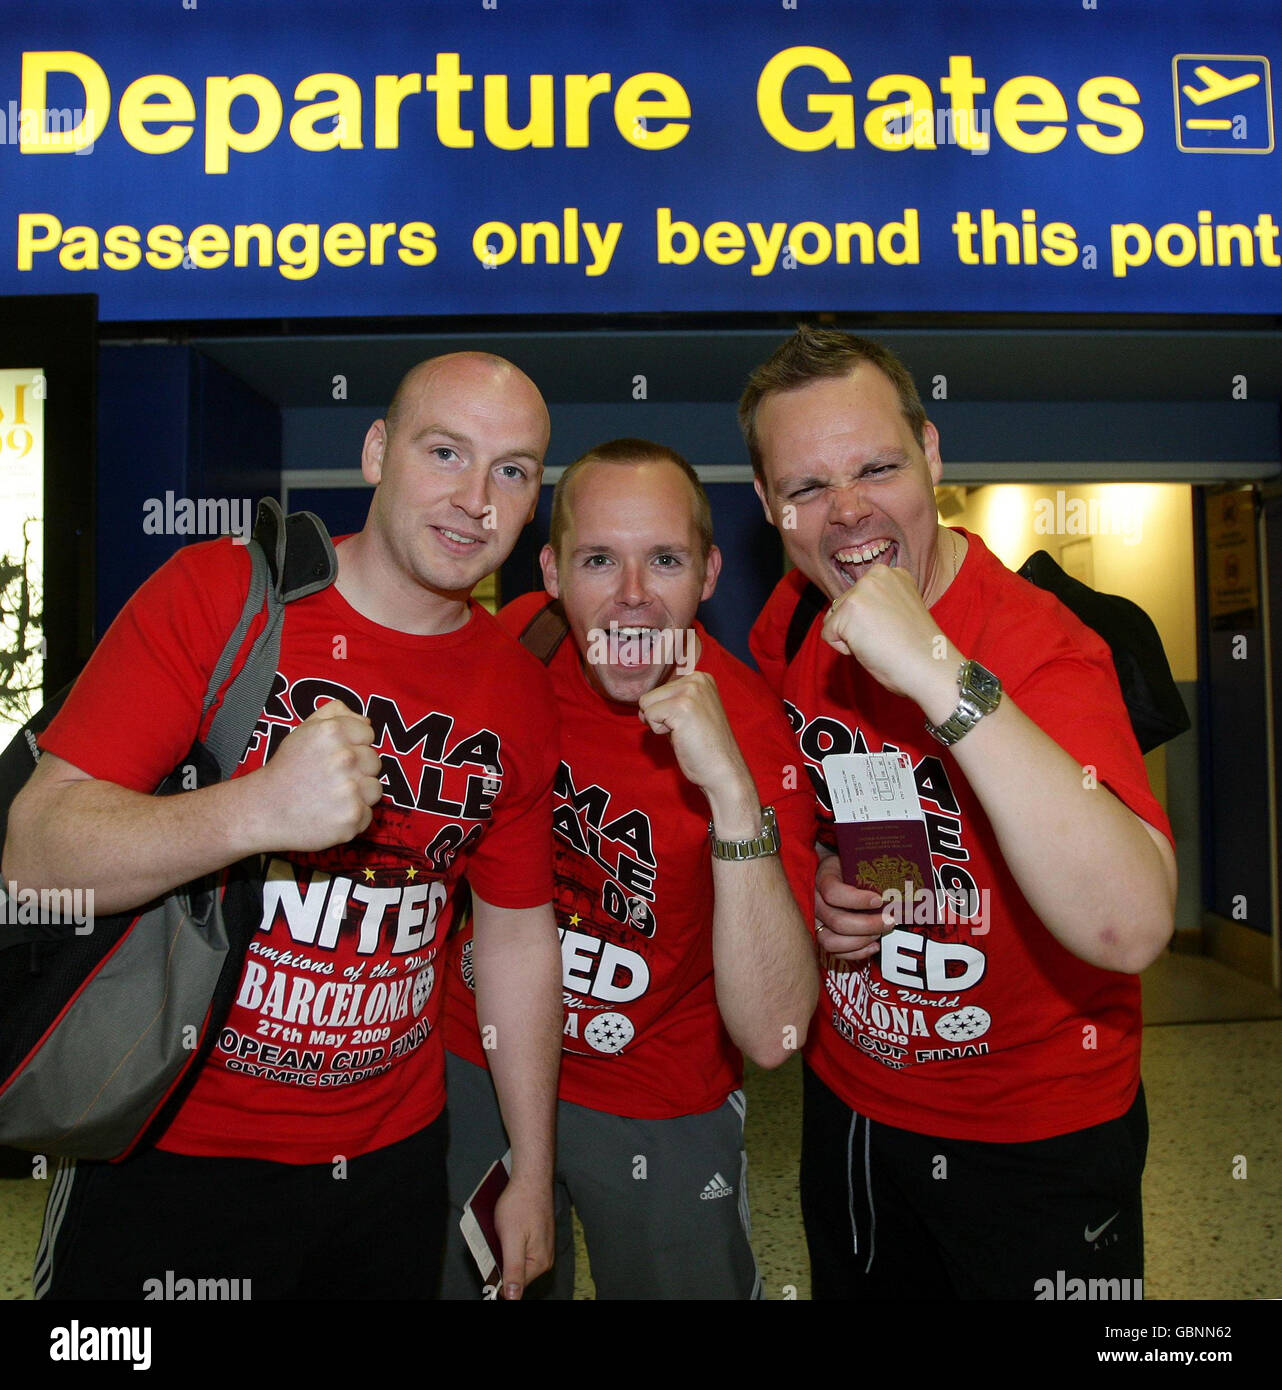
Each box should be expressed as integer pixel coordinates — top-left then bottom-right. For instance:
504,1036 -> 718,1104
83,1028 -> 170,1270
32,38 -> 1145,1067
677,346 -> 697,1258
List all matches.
0,498 -> 335,1160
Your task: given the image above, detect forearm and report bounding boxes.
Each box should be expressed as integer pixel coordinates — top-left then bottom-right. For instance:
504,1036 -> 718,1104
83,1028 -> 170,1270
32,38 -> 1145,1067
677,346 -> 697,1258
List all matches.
3,760 -> 272,915
928,687 -> 1175,972
822,565 -> 1174,973
471,899 -> 562,1187
706,778 -> 819,1068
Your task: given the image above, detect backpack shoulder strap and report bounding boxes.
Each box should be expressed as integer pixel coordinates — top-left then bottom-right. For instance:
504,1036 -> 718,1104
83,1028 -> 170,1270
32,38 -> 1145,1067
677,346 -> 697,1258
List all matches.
252,495 -> 338,603
785,581 -> 828,665
201,498 -> 338,777
517,598 -> 570,665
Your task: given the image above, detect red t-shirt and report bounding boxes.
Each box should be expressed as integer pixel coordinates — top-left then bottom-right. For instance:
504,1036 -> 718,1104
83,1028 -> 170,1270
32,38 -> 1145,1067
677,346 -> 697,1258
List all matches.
40,539 -> 557,1163
443,592 -> 817,1118
749,530 -> 1173,1143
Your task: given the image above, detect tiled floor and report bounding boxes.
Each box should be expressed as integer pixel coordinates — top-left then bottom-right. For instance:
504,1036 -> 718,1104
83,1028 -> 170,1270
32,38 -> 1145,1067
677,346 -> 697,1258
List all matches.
2,953 -> 1278,1300
574,951 -> 1282,1300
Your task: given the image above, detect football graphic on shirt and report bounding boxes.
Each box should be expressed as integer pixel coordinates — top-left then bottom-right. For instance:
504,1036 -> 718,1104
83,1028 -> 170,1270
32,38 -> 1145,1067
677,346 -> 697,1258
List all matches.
412,965 -> 435,1016
583,1012 -> 635,1054
935,1005 -> 991,1042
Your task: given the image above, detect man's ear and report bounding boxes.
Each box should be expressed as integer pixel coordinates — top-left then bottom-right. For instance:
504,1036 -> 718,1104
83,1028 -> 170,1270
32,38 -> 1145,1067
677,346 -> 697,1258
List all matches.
700,545 -> 723,602
361,421 -> 387,485
752,476 -> 778,528
539,543 -> 560,598
923,421 -> 943,488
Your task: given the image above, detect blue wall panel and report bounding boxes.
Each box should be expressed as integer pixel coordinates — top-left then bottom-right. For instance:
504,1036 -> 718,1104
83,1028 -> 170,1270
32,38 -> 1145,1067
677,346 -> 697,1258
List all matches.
95,346 -> 282,635
96,345 -> 193,635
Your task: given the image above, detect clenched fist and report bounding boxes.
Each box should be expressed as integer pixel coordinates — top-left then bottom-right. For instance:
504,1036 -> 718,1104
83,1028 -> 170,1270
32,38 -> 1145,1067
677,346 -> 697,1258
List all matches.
638,672 -> 760,836
638,672 -> 743,792
253,698 -> 384,851
822,565 -> 959,710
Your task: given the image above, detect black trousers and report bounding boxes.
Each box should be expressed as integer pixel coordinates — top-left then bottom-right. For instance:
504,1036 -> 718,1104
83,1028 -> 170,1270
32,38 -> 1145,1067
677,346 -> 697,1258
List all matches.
36,1113 -> 449,1300
800,1064 -> 1148,1300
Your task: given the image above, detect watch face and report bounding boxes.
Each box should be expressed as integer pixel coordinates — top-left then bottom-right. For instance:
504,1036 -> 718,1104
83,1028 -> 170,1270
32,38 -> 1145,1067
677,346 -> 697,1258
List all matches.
963,661 -> 1002,708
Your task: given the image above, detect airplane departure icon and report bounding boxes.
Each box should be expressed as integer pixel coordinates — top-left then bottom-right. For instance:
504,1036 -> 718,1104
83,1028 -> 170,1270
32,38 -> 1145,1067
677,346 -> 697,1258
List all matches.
1182,65 -> 1261,107
1173,55 -> 1273,153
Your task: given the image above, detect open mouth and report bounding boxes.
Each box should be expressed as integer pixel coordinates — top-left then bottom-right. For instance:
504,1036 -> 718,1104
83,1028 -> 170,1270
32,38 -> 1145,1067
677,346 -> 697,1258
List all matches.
608,625 -> 665,669
831,538 -> 896,588
586,621 -> 694,673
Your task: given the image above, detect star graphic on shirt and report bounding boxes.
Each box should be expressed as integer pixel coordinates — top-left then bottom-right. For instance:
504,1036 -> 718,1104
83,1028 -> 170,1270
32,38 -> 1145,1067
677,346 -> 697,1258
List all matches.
362,867 -> 376,882
405,866 -> 418,881
569,913 -> 581,927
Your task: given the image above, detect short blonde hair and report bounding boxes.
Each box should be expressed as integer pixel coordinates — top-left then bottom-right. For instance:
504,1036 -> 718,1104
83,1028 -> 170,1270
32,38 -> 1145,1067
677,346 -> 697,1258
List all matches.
549,439 -> 714,560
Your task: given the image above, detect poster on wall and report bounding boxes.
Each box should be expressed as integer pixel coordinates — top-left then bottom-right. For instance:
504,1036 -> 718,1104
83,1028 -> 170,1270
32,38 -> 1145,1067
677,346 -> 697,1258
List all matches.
0,365 -> 44,747
0,0 -> 1277,320
1206,487 -> 1259,630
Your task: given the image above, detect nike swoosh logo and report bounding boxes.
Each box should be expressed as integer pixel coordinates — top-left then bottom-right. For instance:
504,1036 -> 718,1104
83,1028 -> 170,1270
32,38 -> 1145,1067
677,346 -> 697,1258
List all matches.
1084,1213 -> 1119,1242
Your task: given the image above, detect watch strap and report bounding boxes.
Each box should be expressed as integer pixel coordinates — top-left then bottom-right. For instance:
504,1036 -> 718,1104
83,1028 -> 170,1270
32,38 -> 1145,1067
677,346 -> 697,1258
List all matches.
709,804 -> 780,861
925,661 -> 1002,747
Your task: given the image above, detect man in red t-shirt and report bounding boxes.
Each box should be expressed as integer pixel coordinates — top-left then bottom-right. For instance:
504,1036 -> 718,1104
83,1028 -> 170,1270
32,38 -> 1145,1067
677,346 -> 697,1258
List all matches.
440,439 -> 817,1299
741,326 -> 1178,1300
4,352 -> 563,1301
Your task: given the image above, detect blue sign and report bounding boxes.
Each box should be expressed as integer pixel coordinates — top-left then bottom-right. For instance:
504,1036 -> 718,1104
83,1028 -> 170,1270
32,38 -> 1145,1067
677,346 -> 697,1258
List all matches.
1,0 -> 1278,318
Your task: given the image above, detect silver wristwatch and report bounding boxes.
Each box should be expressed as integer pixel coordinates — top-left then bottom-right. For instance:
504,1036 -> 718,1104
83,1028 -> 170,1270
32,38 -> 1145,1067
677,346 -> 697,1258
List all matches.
709,805 -> 780,861
924,660 -> 1002,747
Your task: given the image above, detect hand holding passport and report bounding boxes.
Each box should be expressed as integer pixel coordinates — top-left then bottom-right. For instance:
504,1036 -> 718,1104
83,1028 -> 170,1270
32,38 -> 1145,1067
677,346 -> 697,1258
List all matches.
820,753 -> 936,950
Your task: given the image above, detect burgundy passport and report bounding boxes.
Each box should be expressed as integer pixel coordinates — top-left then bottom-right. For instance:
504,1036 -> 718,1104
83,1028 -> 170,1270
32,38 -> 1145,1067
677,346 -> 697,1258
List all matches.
823,752 -> 935,925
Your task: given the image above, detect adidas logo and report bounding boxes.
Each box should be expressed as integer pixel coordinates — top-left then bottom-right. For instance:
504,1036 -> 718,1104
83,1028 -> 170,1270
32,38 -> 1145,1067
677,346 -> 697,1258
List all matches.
700,1172 -> 734,1201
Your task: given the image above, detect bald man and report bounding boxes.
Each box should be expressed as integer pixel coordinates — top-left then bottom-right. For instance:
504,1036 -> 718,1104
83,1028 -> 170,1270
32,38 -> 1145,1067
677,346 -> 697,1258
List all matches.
6,353 -> 563,1300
